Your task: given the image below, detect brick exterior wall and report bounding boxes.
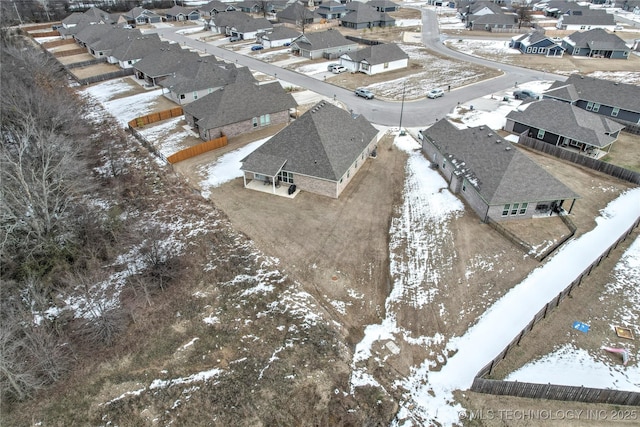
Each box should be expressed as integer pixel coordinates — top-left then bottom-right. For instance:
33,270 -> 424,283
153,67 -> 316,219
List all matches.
203,110 -> 291,141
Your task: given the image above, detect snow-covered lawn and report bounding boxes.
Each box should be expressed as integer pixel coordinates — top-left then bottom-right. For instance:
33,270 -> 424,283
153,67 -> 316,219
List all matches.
351,137 -> 640,425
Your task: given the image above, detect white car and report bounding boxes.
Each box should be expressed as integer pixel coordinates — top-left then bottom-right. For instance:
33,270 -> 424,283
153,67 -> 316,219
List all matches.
331,65 -> 347,74
427,89 -> 444,99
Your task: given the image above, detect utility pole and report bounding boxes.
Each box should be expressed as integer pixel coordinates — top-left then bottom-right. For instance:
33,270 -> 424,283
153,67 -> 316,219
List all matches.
398,81 -> 406,135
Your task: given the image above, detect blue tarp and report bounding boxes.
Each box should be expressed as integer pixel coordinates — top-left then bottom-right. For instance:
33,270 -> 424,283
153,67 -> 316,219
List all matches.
572,321 -> 590,333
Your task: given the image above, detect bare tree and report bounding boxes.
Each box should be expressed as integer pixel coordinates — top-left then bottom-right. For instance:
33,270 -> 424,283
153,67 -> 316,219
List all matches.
1,43 -> 93,279
293,2 -> 312,34
516,7 -> 533,29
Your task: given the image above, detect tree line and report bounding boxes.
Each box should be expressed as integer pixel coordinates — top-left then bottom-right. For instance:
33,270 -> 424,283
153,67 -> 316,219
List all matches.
0,28 -> 183,404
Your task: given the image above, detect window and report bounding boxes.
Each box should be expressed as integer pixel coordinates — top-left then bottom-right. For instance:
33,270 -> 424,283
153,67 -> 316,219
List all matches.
193,92 -> 198,100
208,88 -> 213,94
252,117 -> 258,127
260,114 -> 271,126
502,204 -> 510,216
278,170 -> 293,184
462,183 -> 466,192
526,47 -> 532,53
592,103 -> 600,113
532,47 -> 537,53
580,25 -> 586,30
384,62 -> 389,69
537,129 -> 545,139
586,102 -> 594,111
612,107 -> 619,117
519,202 -> 528,215
180,94 -> 186,100
539,48 -> 546,54
511,203 -> 519,215
573,48 -> 579,55
442,160 -> 446,169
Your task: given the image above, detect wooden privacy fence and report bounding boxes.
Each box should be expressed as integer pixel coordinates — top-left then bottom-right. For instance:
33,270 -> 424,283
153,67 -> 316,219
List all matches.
128,107 -> 184,128
55,48 -> 88,58
167,135 -> 228,164
43,39 -> 75,48
518,135 -> 640,184
472,216 -> 640,405
75,68 -> 133,85
472,378 -> 640,406
31,30 -> 60,38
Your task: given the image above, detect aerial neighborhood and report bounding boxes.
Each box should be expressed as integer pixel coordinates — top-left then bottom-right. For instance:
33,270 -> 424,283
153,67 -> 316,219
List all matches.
5,0 -> 640,424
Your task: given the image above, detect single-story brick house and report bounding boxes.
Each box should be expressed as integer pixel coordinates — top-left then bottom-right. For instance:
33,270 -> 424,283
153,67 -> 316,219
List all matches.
183,81 -> 297,141
241,102 -> 381,198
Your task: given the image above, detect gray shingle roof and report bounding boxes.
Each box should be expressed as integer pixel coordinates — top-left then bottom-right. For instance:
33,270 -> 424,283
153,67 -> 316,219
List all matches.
211,10 -> 273,32
544,74 -> 640,114
565,28 -> 628,51
340,6 -> 395,24
470,13 -> 518,26
341,43 -> 408,64
560,12 -> 615,26
110,34 -> 164,62
184,81 -> 297,130
74,23 -> 113,46
133,45 -> 202,77
261,26 -> 301,41
241,102 -> 379,181
160,62 -> 256,94
421,120 -> 579,205
89,27 -> 142,53
292,29 -> 357,51
276,3 -> 316,21
506,99 -> 624,148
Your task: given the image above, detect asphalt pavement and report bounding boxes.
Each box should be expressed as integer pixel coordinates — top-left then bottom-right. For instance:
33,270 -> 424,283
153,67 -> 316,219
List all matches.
149,9 -> 566,128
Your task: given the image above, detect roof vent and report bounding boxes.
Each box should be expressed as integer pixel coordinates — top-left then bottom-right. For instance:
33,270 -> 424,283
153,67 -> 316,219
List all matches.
505,147 -> 511,151
479,126 -> 485,130
487,133 -> 493,137
495,139 -> 501,144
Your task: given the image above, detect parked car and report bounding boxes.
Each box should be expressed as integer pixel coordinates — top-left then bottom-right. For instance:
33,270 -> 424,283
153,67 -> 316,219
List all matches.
251,45 -> 264,51
327,63 -> 339,71
355,88 -> 374,99
427,88 -> 444,99
513,89 -> 539,100
331,65 -> 347,74
229,36 -> 241,42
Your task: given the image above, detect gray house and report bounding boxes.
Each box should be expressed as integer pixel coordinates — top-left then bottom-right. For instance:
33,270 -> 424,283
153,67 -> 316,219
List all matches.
86,27 -> 141,59
200,0 -> 236,17
561,28 -> 630,59
340,3 -> 396,30
420,120 -> 579,222
109,33 -> 164,69
209,11 -> 273,40
317,1 -> 347,20
160,62 -> 257,105
556,10 -> 616,31
133,46 -> 202,86
165,5 -> 201,21
505,99 -> 625,157
543,74 -> 640,126
259,26 -> 301,48
339,43 -> 408,74
276,3 -> 317,27
367,0 -> 401,12
467,12 -> 518,31
290,29 -> 358,59
183,81 -> 297,141
241,102 -> 380,198
510,31 -> 565,56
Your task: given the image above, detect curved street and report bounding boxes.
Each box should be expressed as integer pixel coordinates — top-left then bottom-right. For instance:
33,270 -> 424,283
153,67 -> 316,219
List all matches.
151,7 -> 566,128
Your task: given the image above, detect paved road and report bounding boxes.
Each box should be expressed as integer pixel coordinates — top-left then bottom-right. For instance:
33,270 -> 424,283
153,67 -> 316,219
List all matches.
151,9 -> 565,128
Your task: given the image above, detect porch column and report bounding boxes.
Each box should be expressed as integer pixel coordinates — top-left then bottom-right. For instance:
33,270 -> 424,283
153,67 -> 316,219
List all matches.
568,198 -> 576,214
272,178 -> 276,194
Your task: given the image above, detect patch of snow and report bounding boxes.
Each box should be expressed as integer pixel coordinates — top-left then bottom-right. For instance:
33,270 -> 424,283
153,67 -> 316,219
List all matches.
149,368 -> 222,389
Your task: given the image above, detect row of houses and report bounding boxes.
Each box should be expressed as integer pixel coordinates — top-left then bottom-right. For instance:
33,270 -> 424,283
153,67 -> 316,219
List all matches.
457,0 -> 618,32
511,27 -> 631,59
